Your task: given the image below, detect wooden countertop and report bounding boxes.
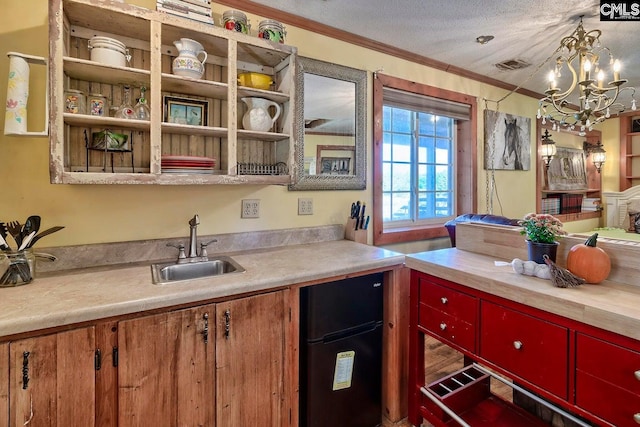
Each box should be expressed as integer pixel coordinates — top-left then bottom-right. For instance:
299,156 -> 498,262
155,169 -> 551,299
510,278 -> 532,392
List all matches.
406,248 -> 640,341
0,240 -> 404,338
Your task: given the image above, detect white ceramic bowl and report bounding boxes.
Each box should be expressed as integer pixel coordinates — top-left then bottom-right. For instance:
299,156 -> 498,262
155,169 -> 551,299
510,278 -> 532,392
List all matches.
88,36 -> 130,67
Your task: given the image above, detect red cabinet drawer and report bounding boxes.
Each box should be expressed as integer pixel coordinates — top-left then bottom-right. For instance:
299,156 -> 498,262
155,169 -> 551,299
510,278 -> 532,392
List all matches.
577,333 -> 640,396
419,278 -> 477,324
419,303 -> 475,352
576,370 -> 640,427
479,301 -> 569,399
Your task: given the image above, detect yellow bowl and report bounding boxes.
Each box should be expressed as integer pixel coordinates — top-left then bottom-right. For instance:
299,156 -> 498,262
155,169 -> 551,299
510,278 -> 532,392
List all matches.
238,72 -> 274,90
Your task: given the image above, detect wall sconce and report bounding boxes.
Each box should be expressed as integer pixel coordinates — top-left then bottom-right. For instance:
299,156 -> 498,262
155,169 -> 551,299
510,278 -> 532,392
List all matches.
583,141 -> 606,173
540,129 -> 556,169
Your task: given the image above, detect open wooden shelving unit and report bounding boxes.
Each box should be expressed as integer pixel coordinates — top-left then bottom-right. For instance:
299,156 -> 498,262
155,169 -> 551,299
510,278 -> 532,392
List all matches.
49,0 -> 298,185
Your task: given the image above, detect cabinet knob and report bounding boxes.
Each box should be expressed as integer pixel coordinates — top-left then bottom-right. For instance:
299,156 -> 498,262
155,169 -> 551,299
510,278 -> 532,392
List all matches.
635,370 -> 640,381
633,413 -> 640,424
441,297 -> 448,305
440,323 -> 447,331
513,341 -> 523,350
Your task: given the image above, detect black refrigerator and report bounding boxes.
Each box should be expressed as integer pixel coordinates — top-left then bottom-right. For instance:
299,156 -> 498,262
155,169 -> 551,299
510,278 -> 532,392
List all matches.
299,273 -> 384,427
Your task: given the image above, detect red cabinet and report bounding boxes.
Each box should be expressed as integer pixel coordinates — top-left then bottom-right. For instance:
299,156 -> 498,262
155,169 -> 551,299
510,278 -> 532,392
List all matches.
409,270 -> 640,427
418,277 -> 477,352
576,333 -> 640,427
480,301 -> 569,399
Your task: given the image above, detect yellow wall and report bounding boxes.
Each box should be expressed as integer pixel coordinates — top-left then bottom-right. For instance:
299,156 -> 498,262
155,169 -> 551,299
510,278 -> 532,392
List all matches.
0,1 -> 610,249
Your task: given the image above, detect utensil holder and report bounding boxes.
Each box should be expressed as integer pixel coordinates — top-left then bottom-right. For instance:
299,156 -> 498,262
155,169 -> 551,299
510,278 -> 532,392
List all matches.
345,217 -> 367,244
0,249 -> 35,287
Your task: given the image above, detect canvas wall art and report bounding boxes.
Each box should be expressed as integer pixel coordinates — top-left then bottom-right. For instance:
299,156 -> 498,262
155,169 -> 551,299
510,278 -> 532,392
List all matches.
484,110 -> 531,170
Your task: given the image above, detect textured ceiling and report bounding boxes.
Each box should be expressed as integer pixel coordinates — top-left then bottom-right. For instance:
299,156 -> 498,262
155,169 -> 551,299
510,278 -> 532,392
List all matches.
248,0 -> 639,112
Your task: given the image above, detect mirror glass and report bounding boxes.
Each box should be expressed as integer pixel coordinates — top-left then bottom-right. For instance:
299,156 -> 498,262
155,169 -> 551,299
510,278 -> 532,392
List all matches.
289,57 -> 367,190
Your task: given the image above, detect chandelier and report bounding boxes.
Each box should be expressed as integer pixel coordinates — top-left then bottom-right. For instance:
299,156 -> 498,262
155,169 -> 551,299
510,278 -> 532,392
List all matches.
537,17 -> 636,133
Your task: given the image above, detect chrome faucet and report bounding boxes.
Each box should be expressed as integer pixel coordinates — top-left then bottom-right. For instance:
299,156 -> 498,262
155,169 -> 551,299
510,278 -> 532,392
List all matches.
188,214 -> 200,259
166,214 -> 218,264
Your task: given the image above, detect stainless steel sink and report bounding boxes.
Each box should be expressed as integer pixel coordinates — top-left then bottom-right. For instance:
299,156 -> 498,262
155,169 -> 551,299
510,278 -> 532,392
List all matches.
151,256 -> 245,285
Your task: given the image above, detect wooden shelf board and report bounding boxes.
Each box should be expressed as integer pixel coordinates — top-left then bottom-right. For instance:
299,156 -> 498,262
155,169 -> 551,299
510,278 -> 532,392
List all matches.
237,129 -> 289,142
64,58 -> 150,86
626,154 -> 640,158
237,87 -> 290,103
555,211 -> 601,222
64,1 -> 152,41
161,122 -> 228,137
64,114 -> 151,131
60,171 -> 290,185
541,189 -> 600,194
161,74 -> 228,99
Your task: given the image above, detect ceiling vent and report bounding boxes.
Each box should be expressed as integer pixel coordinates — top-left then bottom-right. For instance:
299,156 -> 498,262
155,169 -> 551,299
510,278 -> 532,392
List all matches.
495,59 -> 531,71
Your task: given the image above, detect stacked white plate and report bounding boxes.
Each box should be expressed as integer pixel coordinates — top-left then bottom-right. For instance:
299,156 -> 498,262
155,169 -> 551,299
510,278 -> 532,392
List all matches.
161,155 -> 216,174
88,36 -> 130,67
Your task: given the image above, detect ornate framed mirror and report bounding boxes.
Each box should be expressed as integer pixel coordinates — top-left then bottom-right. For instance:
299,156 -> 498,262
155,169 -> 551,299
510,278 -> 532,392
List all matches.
289,57 -> 367,190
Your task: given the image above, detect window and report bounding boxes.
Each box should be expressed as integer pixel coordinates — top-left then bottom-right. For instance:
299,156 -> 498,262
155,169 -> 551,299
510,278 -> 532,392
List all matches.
373,74 -> 477,245
383,108 -> 455,225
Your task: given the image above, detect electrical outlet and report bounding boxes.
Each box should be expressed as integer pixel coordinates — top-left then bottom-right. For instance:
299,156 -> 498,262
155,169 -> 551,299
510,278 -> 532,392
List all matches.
298,198 -> 313,215
241,199 -> 260,218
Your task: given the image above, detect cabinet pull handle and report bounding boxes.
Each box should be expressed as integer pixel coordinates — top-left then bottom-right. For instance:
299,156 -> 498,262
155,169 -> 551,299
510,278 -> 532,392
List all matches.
22,351 -> 30,390
202,313 -> 209,344
634,413 -> 640,424
224,309 -> 231,339
441,297 -> 448,305
513,341 -> 523,350
112,347 -> 119,368
95,349 -> 101,371
440,323 -> 447,331
635,370 -> 640,381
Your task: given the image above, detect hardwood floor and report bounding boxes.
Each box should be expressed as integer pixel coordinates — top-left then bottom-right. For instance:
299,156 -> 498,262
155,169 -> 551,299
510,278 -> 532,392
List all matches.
423,335 -> 512,399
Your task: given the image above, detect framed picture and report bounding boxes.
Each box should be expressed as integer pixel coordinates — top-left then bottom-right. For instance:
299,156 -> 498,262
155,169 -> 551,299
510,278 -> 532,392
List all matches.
163,96 -> 208,126
546,147 -> 588,191
320,157 -> 351,175
484,110 -> 531,170
316,144 -> 355,175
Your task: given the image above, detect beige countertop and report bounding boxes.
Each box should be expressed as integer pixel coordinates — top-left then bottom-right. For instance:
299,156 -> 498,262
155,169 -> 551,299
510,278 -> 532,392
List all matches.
406,248 -> 640,341
0,240 -> 404,338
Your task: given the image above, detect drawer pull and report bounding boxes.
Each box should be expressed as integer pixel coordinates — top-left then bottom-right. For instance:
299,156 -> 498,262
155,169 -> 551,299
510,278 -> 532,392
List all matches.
440,323 -> 447,331
635,370 -> 640,381
513,340 -> 523,350
440,297 -> 448,305
634,413 -> 640,424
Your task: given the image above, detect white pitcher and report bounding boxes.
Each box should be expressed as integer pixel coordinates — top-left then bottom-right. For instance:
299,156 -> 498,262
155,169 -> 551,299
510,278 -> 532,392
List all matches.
241,97 -> 281,132
172,38 -> 207,79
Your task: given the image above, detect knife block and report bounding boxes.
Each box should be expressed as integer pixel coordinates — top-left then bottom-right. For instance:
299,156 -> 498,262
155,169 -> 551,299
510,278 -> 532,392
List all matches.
345,218 -> 367,244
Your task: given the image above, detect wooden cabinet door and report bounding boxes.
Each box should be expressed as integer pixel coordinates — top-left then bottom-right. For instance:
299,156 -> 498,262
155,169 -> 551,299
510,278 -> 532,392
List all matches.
9,327 -> 96,427
0,342 -> 8,427
117,304 -> 215,427
215,291 -> 287,427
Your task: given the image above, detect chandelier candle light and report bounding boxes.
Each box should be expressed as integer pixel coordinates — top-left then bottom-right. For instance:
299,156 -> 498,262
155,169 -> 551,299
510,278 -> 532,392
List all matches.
538,17 -> 636,133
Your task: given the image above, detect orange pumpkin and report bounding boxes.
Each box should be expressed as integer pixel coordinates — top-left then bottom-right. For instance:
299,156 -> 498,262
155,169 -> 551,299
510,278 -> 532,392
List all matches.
566,233 -> 611,284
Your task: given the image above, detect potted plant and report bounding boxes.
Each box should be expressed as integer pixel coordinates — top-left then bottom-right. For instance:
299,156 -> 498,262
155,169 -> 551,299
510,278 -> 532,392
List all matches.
519,213 -> 566,264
